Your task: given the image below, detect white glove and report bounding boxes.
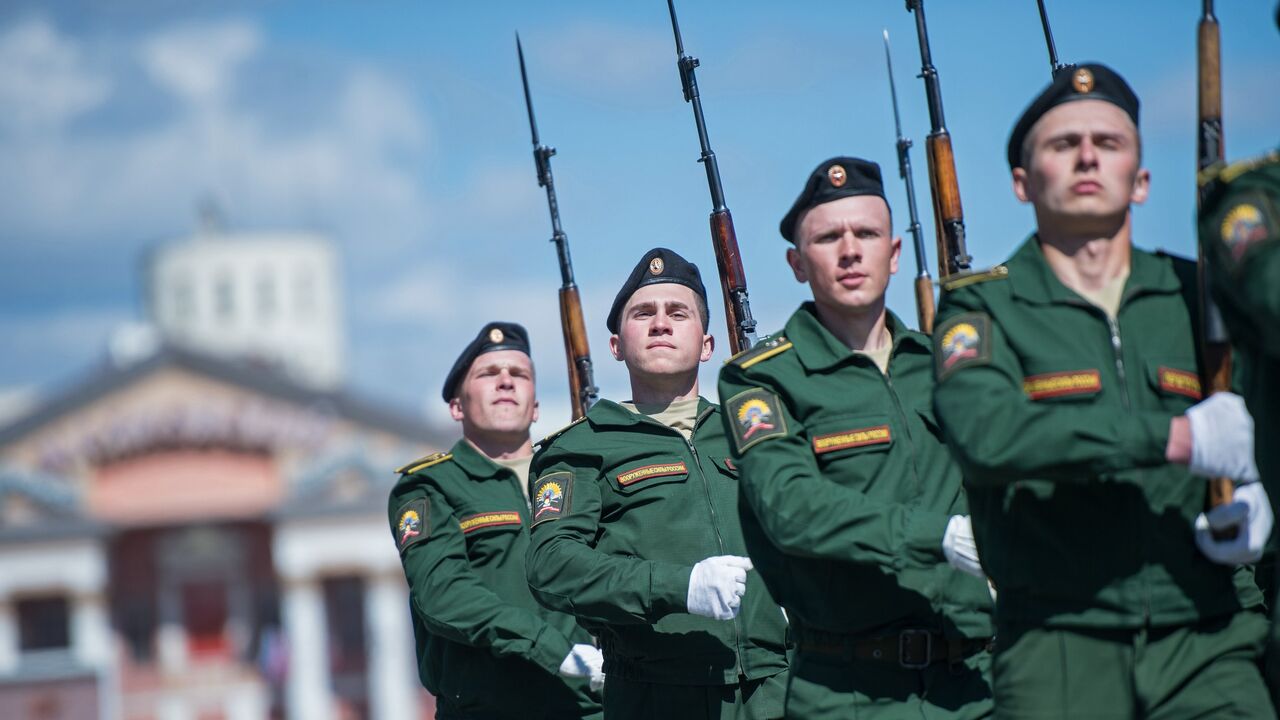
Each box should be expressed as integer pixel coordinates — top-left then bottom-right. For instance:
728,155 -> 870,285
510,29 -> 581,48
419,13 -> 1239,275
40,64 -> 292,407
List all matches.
1195,483 -> 1274,565
687,555 -> 753,620
1188,393 -> 1260,482
559,643 -> 605,691
942,515 -> 984,578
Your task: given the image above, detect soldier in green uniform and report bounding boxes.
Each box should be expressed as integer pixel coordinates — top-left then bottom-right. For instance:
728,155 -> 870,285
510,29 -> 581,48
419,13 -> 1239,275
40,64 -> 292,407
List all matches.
932,63 -> 1273,718
526,248 -> 790,719
388,322 -> 603,719
716,157 -> 995,719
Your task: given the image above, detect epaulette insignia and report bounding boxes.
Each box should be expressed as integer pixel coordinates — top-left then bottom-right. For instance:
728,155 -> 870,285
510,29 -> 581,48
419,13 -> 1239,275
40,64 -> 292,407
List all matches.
534,416 -> 588,449
1200,149 -> 1280,188
941,265 -> 1009,293
396,452 -> 452,475
727,335 -> 793,369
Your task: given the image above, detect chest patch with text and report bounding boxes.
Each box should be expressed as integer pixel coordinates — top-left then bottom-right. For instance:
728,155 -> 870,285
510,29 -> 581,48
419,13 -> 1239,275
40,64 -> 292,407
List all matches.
1157,367 -> 1202,399
812,425 -> 892,454
616,462 -> 687,487
458,511 -> 522,534
1022,370 -> 1102,400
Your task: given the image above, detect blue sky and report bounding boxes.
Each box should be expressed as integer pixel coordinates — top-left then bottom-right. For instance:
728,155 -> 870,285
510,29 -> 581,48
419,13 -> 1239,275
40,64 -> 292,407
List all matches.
0,1 -> 1276,438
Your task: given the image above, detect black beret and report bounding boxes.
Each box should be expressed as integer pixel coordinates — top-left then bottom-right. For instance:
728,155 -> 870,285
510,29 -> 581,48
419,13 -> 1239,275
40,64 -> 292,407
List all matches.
441,321 -> 531,402
1007,63 -> 1140,170
606,247 -> 708,334
779,157 -> 886,243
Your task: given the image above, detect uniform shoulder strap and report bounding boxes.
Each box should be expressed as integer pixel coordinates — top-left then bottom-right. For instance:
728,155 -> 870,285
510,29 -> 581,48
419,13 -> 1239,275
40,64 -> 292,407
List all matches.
534,415 -> 588,450
941,265 -> 1010,293
395,451 -> 453,476
726,335 -> 793,370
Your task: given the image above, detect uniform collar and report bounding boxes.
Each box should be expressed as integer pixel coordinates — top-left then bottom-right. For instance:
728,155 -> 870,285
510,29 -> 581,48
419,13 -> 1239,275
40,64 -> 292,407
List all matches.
587,396 -> 715,430
450,438 -> 519,480
785,302 -> 928,373
1007,234 -> 1181,307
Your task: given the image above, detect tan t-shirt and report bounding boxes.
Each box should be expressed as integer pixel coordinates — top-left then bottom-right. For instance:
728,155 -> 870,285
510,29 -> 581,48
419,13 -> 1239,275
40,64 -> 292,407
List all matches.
620,397 -> 701,440
1074,268 -> 1130,320
493,455 -> 533,505
853,327 -> 893,376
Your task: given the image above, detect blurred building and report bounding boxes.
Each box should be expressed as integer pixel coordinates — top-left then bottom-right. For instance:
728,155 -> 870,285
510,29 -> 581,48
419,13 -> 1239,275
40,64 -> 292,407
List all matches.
0,225 -> 448,720
147,216 -> 345,390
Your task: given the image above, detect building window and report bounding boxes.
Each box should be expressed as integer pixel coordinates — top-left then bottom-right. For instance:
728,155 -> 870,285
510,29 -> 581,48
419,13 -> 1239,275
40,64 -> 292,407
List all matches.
172,278 -> 195,323
294,269 -> 316,320
215,274 -> 235,323
16,595 -> 71,652
256,271 -> 276,323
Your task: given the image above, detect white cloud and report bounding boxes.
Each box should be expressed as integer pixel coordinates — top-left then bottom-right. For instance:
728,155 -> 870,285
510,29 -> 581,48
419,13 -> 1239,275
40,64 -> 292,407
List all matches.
140,19 -> 260,107
0,17 -> 111,132
0,16 -> 434,254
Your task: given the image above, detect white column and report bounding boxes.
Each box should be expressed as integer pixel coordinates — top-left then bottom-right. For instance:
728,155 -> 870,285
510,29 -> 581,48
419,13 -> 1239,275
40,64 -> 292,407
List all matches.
282,578 -> 332,720
365,574 -> 418,720
0,599 -> 17,674
71,592 -> 111,667
227,682 -> 269,720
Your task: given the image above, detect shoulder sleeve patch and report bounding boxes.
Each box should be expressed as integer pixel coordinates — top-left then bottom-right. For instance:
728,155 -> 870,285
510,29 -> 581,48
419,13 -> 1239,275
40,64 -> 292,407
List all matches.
394,496 -> 430,551
1218,192 -> 1279,265
934,312 -> 993,382
941,265 -> 1009,293
534,416 -> 588,450
724,387 -> 789,453
396,452 -> 452,475
726,335 -> 793,369
530,471 -> 573,527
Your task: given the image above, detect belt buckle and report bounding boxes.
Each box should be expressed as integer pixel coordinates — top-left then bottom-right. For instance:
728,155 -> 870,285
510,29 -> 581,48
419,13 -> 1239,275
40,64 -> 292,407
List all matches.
898,629 -> 932,669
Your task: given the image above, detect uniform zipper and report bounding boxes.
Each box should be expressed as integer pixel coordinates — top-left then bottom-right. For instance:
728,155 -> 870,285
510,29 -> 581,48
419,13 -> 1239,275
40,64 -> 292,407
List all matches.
1106,315 -> 1131,412
640,407 -> 746,679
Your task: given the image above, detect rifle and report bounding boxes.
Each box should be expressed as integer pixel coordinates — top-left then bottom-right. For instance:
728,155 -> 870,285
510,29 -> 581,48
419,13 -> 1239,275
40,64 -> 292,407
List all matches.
882,29 -> 935,334
1195,3 -> 1235,515
516,35 -> 598,420
905,0 -> 972,281
1035,0 -> 1074,78
665,0 -> 758,355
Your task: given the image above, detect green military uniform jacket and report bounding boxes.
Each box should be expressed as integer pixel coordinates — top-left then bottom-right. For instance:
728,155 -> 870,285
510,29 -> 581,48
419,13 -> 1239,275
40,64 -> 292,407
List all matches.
932,237 -> 1263,629
716,304 -> 993,641
388,439 -> 600,719
525,398 -> 790,686
1200,149 -> 1280,491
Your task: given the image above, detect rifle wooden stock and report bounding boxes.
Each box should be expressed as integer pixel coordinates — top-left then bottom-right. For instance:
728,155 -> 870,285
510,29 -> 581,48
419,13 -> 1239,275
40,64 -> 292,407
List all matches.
710,210 -> 750,355
558,285 -> 592,420
925,132 -> 967,279
915,276 -> 936,334
1196,3 -> 1233,516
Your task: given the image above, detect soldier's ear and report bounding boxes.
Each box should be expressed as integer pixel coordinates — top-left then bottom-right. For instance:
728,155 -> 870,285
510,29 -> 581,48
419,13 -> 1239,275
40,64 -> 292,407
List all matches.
1130,167 -> 1151,205
889,235 -> 902,276
786,246 -> 807,284
1011,167 -> 1031,203
531,399 -> 540,424
448,397 -> 465,422
700,333 -> 714,363
608,334 -> 624,361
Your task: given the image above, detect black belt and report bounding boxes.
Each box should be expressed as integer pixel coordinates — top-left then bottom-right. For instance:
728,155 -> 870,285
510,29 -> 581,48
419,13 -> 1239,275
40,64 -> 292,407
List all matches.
796,627 -> 993,669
